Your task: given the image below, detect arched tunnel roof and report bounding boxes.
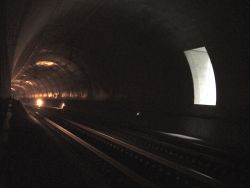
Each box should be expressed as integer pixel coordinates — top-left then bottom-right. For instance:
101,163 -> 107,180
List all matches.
2,2 -> 250,187
5,0 -> 250,111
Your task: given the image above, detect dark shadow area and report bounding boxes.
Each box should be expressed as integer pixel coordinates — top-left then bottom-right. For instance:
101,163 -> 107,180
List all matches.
0,102 -> 140,188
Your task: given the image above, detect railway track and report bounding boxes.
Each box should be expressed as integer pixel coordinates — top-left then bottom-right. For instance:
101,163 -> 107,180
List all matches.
99,127 -> 249,187
27,109 -> 238,188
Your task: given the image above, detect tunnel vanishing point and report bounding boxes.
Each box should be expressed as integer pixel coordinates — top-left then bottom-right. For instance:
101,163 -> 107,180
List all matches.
0,1 -> 250,188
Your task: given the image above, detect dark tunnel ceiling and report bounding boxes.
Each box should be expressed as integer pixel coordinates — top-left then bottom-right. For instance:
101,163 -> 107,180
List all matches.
6,0 -> 250,109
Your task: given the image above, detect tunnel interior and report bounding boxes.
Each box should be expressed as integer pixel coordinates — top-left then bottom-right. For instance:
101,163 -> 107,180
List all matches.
5,0 -> 249,145
12,0 -> 196,106
1,1 -> 250,187
9,1 -> 249,109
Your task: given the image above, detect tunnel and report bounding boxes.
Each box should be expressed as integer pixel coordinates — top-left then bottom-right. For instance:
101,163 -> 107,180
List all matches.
1,0 -> 250,188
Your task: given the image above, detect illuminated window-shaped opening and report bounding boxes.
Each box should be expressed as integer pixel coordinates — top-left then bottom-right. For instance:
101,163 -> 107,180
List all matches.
184,47 -> 216,106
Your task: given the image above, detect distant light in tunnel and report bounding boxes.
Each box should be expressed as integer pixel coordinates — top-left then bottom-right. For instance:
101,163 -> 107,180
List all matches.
25,80 -> 33,85
11,84 -> 26,90
60,102 -> 66,109
36,61 -> 57,67
184,47 -> 216,106
36,98 -> 44,108
28,90 -> 89,100
136,112 -> 141,116
12,80 -> 22,84
48,92 -> 53,98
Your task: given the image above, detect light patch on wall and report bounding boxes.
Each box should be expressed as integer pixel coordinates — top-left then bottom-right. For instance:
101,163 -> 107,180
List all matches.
158,132 -> 202,141
184,47 -> 216,106
25,80 -> 34,86
35,61 -> 57,67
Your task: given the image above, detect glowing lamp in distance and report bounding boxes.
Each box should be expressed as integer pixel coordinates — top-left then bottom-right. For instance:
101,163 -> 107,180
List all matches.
35,61 -> 57,67
60,102 -> 66,109
36,99 -> 44,108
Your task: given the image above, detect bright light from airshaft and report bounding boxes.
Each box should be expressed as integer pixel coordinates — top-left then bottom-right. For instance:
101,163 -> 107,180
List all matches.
184,47 -> 216,106
36,99 -> 44,108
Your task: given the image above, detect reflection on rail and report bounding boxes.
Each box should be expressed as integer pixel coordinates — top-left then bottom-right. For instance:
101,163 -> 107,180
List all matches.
26,109 -> 242,188
44,117 -> 154,188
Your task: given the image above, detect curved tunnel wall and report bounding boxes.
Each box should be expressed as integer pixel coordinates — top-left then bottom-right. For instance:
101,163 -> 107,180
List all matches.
8,0 -> 250,117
